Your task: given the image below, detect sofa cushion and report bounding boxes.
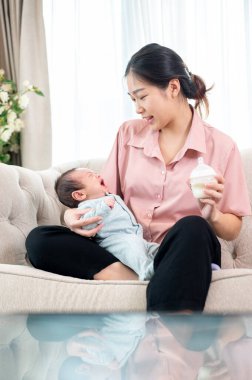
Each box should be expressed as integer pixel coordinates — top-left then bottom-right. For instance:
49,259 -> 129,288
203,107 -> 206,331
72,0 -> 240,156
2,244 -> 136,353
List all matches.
0,264 -> 252,314
0,264 -> 146,313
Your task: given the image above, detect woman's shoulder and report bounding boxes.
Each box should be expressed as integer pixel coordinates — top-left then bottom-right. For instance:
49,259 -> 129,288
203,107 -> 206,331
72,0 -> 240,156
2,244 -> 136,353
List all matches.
115,118 -> 152,148
202,119 -> 237,150
118,118 -> 147,137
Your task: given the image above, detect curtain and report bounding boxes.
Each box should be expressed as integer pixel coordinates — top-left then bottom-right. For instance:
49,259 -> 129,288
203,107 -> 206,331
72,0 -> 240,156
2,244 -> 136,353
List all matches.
0,0 -> 22,81
0,0 -> 51,169
20,0 -> 51,169
43,0 -> 125,165
0,0 -> 23,165
43,0 -> 252,165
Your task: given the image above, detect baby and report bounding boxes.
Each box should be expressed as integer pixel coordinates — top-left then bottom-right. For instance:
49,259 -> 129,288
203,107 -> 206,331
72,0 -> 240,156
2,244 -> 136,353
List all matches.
55,168 -> 159,280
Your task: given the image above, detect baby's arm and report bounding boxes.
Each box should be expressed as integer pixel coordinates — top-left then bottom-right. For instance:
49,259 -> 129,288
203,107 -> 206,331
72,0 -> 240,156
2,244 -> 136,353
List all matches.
79,199 -> 113,230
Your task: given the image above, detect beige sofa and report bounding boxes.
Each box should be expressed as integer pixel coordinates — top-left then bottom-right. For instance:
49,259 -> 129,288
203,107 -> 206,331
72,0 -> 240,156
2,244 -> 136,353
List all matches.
0,150 -> 252,314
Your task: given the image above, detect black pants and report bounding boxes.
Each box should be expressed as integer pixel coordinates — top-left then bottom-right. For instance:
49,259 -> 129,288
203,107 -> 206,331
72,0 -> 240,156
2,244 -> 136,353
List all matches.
26,215 -> 221,312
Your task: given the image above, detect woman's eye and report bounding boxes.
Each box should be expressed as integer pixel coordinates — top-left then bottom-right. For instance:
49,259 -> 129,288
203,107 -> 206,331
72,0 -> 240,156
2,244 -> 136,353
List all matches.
140,95 -> 147,100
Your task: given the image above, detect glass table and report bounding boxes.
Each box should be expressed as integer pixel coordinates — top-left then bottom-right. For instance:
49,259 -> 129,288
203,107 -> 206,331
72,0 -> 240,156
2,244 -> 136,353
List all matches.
0,312 -> 251,379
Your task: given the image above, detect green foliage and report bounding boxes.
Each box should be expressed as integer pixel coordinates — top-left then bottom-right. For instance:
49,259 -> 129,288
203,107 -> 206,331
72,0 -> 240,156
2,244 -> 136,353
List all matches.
0,69 -> 44,164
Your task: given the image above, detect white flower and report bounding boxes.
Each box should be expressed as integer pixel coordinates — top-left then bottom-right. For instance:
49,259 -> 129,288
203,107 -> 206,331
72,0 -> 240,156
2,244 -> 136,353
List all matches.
23,80 -> 33,90
0,126 -> 14,142
14,118 -> 24,132
0,69 -> 43,163
1,83 -> 12,92
0,91 -> 9,103
23,80 -> 30,87
7,110 -> 17,124
18,94 -> 29,109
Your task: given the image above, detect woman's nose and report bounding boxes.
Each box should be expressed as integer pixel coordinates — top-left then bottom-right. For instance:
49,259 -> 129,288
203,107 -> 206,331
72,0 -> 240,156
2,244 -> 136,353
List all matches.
135,103 -> 144,114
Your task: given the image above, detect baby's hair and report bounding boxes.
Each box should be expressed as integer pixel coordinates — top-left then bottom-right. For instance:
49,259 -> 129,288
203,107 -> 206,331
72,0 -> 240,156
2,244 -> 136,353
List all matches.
55,168 -> 81,208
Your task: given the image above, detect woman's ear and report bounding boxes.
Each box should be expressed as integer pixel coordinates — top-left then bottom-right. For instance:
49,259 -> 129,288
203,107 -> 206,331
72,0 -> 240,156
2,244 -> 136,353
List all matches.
168,78 -> 181,98
72,190 -> 87,201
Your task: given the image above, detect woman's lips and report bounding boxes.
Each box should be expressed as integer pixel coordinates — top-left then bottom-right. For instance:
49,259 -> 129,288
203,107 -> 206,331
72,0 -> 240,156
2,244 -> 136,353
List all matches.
144,116 -> 154,123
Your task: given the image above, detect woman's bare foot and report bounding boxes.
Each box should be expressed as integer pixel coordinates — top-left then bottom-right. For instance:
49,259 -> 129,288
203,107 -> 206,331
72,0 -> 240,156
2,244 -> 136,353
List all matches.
93,262 -> 138,280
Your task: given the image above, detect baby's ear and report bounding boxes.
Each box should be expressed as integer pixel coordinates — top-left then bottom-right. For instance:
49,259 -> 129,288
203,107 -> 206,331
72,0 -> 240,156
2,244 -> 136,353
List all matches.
72,190 -> 87,201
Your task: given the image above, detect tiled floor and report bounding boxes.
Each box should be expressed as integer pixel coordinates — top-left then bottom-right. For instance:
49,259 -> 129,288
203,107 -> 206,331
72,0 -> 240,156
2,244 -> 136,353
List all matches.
0,312 -> 252,379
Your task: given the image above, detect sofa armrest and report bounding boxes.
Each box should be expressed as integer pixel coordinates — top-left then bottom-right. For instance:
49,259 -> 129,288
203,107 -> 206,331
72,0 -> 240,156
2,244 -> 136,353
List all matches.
0,158 -> 106,265
0,164 -> 63,264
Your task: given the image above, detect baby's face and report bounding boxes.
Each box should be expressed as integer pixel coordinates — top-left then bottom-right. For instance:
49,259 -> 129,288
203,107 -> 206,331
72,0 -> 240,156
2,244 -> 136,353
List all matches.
72,168 -> 108,199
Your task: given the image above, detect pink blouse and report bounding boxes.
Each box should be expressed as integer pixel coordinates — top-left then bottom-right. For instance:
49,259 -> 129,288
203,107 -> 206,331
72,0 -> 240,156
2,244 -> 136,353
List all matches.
102,110 -> 251,244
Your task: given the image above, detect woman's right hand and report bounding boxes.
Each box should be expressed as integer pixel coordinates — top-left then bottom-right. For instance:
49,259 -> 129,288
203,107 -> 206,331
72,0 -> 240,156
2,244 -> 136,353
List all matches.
64,208 -> 103,237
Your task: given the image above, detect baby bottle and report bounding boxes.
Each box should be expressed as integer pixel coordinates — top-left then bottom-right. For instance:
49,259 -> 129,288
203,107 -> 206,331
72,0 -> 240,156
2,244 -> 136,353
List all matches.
189,157 -> 217,199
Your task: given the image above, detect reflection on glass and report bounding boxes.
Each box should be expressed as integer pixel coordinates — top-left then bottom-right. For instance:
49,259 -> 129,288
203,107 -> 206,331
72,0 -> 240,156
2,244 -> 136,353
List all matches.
0,313 -> 252,379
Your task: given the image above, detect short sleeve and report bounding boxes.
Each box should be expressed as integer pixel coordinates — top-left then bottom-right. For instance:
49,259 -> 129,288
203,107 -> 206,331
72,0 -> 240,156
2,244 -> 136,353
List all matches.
219,143 -> 251,216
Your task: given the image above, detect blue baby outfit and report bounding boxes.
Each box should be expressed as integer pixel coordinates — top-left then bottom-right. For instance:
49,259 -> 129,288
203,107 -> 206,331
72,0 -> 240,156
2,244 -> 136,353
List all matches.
78,194 -> 159,280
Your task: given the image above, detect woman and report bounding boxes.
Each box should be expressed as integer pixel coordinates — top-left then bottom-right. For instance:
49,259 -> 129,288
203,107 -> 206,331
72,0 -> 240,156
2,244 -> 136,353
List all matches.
26,43 -> 251,312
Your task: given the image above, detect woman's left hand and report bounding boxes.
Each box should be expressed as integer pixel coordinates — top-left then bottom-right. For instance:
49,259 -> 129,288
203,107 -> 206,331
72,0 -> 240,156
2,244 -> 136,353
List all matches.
198,174 -> 225,221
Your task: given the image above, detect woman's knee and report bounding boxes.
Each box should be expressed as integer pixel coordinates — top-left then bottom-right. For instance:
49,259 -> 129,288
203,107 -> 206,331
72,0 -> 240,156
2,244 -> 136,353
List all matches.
26,226 -> 45,264
175,215 -> 213,238
26,225 -> 64,268
175,215 -> 221,263
177,215 -> 208,228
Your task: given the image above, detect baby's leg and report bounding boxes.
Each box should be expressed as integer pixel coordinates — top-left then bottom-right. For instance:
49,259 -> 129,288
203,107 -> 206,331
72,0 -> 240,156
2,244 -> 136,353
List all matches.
100,235 -> 154,280
94,262 -> 138,280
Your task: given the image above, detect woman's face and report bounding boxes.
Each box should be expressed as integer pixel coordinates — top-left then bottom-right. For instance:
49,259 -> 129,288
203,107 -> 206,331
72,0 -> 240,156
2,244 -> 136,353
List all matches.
126,72 -> 178,131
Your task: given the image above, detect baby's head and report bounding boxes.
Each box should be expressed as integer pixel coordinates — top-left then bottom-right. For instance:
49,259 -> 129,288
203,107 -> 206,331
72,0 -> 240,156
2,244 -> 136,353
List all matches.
55,168 -> 108,208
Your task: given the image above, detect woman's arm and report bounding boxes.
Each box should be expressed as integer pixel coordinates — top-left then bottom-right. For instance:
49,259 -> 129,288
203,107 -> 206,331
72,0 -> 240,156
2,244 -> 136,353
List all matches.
199,174 -> 242,240
208,210 -> 242,241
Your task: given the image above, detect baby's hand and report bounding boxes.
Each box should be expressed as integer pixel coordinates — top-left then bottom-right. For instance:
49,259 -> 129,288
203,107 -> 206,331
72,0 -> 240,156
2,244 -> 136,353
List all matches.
104,197 -> 115,209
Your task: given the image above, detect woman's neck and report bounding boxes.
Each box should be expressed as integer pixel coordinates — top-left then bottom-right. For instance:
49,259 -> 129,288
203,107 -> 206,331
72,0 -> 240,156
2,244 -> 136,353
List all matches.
161,102 -> 193,137
158,103 -> 193,165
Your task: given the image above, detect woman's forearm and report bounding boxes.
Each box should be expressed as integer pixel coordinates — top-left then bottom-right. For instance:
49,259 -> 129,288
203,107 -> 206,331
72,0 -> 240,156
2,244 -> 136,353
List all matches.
209,211 -> 242,241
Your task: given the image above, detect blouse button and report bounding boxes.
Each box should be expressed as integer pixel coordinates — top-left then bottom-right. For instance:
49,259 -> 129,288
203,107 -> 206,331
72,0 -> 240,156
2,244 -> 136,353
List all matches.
161,170 -> 165,175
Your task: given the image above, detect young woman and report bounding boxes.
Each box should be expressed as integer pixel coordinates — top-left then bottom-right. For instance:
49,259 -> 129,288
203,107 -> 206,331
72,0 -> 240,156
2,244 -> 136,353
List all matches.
26,43 -> 251,312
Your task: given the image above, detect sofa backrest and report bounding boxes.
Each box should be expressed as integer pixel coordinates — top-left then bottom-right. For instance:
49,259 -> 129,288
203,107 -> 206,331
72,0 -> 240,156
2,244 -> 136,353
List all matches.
0,151 -> 251,268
